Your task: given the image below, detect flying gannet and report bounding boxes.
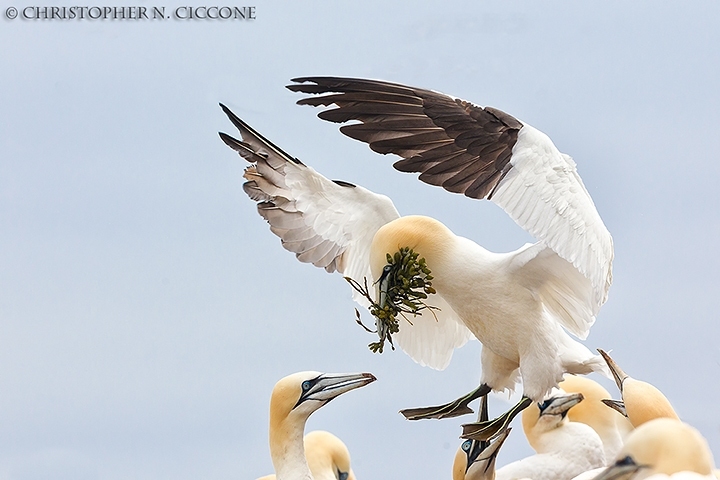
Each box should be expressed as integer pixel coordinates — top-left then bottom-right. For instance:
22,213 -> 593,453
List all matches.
559,374 -> 632,464
263,371 -> 375,480
598,350 -> 679,428
491,391 -> 605,480
257,430 -> 357,480
220,76 -> 613,438
590,418 -> 716,480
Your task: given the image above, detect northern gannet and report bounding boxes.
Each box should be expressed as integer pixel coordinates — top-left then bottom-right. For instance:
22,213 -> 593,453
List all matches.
598,350 -> 679,428
258,430 -> 357,480
264,371 -> 375,480
559,375 -> 632,464
591,418 -> 716,480
220,76 -> 613,436
493,392 -> 605,480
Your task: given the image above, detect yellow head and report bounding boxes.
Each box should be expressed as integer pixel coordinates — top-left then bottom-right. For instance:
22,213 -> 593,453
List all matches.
304,430 -> 354,480
369,215 -> 453,281
601,418 -> 715,479
598,350 -> 679,428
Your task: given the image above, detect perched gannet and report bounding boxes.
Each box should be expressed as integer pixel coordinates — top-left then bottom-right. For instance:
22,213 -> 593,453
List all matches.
598,350 -> 679,428
492,392 -> 605,480
264,371 -> 375,480
257,431 -> 357,480
591,418 -> 716,479
220,76 -> 613,436
559,375 -> 631,463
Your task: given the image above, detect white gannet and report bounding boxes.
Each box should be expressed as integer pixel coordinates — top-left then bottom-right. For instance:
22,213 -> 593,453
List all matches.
263,371 -> 375,480
590,418 -> 716,479
491,392 -> 605,480
258,430 -> 356,480
559,374 -> 632,463
598,350 -> 679,428
220,76 -> 613,437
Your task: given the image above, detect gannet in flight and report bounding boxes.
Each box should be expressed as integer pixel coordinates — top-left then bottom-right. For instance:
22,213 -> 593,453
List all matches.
490,391 -> 604,480
257,430 -> 357,480
264,371 -> 375,480
598,350 -> 679,428
590,418 -> 716,480
559,375 -> 632,464
220,76 -> 613,437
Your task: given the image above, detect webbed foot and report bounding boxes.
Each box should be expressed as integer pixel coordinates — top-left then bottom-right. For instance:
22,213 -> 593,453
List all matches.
461,396 -> 532,441
400,384 -> 492,420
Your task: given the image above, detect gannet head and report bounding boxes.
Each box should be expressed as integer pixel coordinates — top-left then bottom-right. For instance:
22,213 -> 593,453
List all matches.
452,428 -> 512,480
560,375 -> 621,429
591,418 -> 715,479
598,350 -> 679,427
522,391 -> 584,439
559,374 -> 632,434
270,371 -> 377,424
369,215 -> 454,282
267,371 -> 375,480
559,374 -> 633,461
304,430 -> 355,480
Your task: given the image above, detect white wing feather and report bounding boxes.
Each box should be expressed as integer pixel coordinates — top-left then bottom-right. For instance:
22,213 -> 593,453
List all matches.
221,106 -> 472,369
492,125 -> 613,312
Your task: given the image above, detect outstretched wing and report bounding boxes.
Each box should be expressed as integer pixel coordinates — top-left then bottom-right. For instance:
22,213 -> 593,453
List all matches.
219,103 -> 399,288
287,77 -> 613,310
219,104 -> 471,368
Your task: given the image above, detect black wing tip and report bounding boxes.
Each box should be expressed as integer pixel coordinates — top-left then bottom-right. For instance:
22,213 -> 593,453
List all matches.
332,179 -> 356,188
218,131 -> 240,147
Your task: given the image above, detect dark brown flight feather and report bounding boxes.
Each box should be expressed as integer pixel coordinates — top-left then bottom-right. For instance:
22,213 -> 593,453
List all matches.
288,77 -> 523,201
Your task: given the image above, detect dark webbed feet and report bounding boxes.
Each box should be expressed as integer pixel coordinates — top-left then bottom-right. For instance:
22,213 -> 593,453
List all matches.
461,396 -> 532,441
400,384 -> 492,420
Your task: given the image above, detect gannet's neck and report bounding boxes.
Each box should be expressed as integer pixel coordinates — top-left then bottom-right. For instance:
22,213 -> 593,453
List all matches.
270,414 -> 313,480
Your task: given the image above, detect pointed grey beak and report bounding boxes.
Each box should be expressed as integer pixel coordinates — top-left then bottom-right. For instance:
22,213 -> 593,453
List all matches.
539,392 -> 584,417
602,398 -> 628,417
465,428 -> 512,480
297,372 -> 376,407
598,349 -> 629,393
590,456 -> 646,480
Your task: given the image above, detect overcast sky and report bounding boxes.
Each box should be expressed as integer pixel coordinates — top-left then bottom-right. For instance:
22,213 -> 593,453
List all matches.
1,1 -> 719,479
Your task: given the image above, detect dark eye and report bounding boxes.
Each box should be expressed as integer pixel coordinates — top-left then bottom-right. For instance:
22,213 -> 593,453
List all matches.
338,471 -> 348,480
616,455 -> 637,466
538,400 -> 551,411
302,380 -> 311,391
461,440 -> 472,452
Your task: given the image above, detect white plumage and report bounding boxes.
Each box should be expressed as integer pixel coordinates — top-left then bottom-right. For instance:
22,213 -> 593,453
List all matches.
589,418 -> 717,480
494,392 -> 605,480
220,76 -> 613,416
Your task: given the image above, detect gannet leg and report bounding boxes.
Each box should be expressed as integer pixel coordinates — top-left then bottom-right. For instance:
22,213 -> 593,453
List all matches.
460,396 -> 532,441
400,384 -> 492,420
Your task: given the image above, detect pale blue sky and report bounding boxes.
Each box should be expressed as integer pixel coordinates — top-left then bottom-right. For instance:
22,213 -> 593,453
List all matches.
1,1 -> 719,479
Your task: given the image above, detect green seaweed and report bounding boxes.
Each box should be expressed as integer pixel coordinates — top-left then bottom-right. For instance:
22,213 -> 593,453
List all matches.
346,247 -> 438,354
